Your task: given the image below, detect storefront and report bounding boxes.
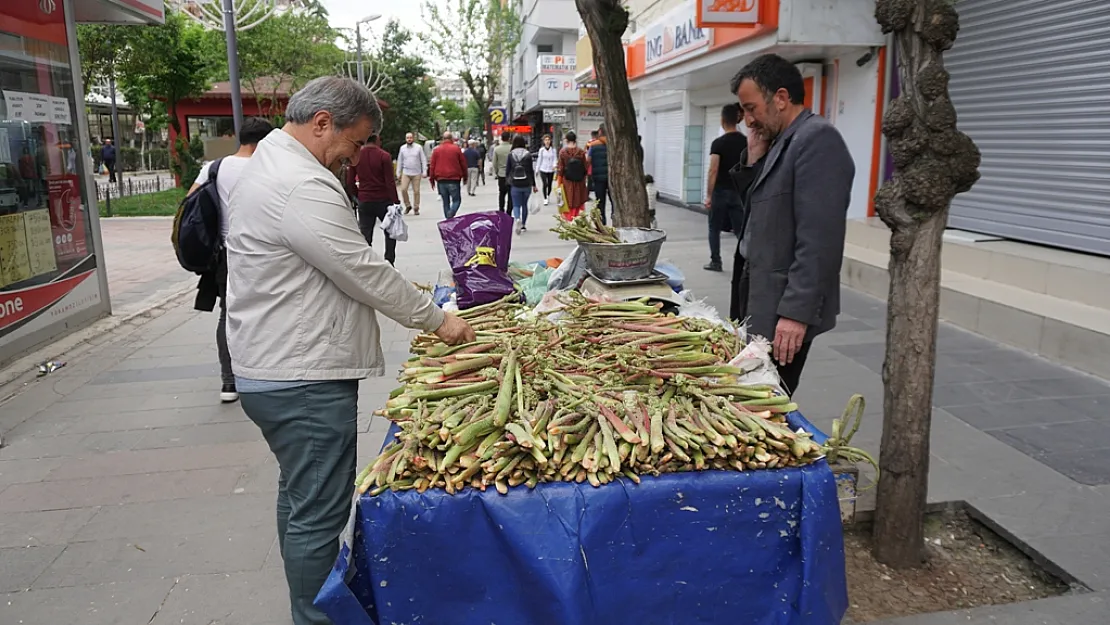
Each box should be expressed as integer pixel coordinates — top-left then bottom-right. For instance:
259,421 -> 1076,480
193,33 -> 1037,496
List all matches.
574,0 -> 885,216
938,0 -> 1110,257
0,0 -> 164,365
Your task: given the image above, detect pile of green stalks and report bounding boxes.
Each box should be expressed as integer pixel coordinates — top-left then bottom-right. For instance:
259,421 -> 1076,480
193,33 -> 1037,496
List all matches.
551,207 -> 621,244
357,292 -> 866,496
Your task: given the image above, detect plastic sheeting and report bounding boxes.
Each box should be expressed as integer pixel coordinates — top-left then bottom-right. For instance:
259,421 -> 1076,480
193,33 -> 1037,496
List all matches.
316,413 -> 847,625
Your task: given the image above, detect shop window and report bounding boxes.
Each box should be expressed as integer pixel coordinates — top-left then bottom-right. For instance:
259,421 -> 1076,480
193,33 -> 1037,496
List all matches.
186,115 -> 236,141
1,2 -> 99,337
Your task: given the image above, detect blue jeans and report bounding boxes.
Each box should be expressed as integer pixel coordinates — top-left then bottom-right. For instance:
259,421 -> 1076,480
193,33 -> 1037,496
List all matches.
437,180 -> 462,219
239,381 -> 358,625
510,186 -> 531,226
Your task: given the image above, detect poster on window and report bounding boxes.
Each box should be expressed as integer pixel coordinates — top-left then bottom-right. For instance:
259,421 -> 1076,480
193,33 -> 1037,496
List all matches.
49,96 -> 72,125
47,176 -> 88,264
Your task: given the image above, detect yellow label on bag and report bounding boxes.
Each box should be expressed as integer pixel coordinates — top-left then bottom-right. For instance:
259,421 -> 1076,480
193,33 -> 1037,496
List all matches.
465,246 -> 497,267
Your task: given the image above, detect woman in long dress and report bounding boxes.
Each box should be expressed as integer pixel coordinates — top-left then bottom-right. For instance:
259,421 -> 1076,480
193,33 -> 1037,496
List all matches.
557,131 -> 589,220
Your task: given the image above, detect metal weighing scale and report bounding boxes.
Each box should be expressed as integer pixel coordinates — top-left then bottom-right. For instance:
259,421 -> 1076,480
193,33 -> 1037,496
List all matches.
580,268 -> 684,311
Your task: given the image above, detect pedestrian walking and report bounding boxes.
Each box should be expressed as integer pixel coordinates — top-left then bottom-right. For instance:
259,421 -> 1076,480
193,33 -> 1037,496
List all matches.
347,134 -> 400,265
224,76 -> 476,625
506,134 -> 538,235
704,103 -> 747,273
557,131 -> 589,220
536,134 -> 557,205
476,140 -> 488,185
429,131 -> 467,219
586,125 -> 611,223
186,117 -> 275,404
729,54 -> 855,394
396,132 -> 426,215
493,130 -> 513,213
100,138 -> 117,183
463,139 -> 481,196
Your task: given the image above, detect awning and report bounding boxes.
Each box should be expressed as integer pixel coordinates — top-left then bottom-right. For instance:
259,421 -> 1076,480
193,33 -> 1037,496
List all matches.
75,0 -> 165,24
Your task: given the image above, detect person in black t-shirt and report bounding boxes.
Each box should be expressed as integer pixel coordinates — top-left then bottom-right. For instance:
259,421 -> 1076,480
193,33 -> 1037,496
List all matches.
704,103 -> 747,272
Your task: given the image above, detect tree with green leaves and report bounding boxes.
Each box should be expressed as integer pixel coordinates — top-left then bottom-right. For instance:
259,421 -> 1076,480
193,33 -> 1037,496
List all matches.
575,0 -> 649,227
871,0 -> 981,568
421,0 -> 522,144
75,24 -> 135,95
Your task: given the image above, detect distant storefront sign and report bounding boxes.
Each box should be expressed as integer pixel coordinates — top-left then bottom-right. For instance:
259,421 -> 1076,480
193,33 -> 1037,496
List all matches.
537,55 -> 576,74
579,86 -> 600,106
696,0 -> 760,27
539,75 -> 577,103
488,107 -> 507,124
645,2 -> 713,71
543,107 -> 568,123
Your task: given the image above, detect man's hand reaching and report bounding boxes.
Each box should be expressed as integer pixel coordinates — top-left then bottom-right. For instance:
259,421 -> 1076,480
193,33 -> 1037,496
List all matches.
434,312 -> 476,345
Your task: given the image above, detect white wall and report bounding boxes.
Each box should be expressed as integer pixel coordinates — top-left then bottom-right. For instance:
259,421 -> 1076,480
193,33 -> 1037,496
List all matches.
829,53 -> 881,219
626,0 -> 688,35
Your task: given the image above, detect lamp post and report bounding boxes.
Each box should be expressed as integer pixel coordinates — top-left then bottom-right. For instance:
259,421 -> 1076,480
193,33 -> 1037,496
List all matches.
354,14 -> 382,87
170,0 -> 297,141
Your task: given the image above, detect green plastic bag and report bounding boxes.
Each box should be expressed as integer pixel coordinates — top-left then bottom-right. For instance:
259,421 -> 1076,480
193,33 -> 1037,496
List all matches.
518,267 -> 552,305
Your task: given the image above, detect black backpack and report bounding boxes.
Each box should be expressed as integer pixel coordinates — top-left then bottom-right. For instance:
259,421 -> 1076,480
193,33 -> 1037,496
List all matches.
563,151 -> 586,182
510,152 -> 530,183
171,158 -> 224,274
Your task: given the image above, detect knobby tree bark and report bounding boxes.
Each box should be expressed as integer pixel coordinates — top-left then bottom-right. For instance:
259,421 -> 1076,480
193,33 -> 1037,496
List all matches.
872,0 -> 981,568
575,0 -> 650,228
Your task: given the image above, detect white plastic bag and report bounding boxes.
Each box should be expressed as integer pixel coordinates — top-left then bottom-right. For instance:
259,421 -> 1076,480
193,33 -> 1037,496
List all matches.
528,192 -> 542,215
381,204 -> 409,242
727,335 -> 784,393
548,246 -> 587,291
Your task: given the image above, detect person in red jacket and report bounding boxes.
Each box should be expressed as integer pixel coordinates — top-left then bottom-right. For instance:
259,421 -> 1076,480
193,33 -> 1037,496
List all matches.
346,134 -> 400,264
429,131 -> 468,219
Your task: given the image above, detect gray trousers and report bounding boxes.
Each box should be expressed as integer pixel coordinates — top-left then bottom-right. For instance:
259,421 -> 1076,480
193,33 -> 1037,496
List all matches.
240,381 -> 358,625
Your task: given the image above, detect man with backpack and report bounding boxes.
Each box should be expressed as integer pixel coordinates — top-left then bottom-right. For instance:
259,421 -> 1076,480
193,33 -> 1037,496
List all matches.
586,124 -> 611,224
493,130 -> 513,213
181,117 -> 275,404
557,131 -> 589,220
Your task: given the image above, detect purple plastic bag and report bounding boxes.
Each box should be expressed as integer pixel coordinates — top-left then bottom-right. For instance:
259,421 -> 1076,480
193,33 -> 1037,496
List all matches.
438,211 -> 517,309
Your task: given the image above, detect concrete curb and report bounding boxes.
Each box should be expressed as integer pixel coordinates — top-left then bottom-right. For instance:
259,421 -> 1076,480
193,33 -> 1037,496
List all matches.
0,277 -> 197,399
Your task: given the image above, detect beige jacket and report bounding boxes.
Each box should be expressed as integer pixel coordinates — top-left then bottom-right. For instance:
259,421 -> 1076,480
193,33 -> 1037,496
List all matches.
225,129 -> 445,381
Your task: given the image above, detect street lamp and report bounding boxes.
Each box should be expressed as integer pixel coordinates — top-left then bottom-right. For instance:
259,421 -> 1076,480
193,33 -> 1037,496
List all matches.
169,0 -> 298,140
355,14 -> 382,87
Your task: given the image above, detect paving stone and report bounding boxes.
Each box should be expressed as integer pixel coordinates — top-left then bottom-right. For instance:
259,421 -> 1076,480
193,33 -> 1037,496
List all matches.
0,457 -> 63,489
148,569 -> 292,625
61,404 -> 248,435
49,390 -> 222,418
826,317 -> 876,333
988,420 -> 1110,458
129,421 -> 262,450
0,545 -> 65,592
34,525 -> 276,589
0,430 -> 149,460
63,375 -> 218,401
944,399 -> 1098,431
46,441 -> 270,480
867,591 -> 1110,624
72,494 -> 274,542
0,578 -> 176,625
234,458 -> 280,494
0,508 -> 98,549
1024,533 -> 1110,592
1031,448 -> 1110,487
932,380 -> 1042,408
90,363 -> 221,385
0,467 -> 243,512
969,487 -> 1110,540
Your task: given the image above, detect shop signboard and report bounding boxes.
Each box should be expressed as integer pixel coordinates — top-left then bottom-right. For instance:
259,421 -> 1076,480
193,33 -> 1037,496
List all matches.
539,75 -> 577,103
644,2 -> 712,71
579,86 -> 600,106
543,107 -> 568,123
492,124 -> 533,137
488,107 -> 508,125
696,0 -> 760,27
578,107 -> 605,135
537,55 -> 576,74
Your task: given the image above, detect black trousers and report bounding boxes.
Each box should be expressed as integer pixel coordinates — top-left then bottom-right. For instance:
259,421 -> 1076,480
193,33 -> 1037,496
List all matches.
497,176 -> 511,213
540,171 -> 554,198
357,200 -> 396,265
105,160 -> 117,183
731,250 -> 812,394
593,177 -> 612,224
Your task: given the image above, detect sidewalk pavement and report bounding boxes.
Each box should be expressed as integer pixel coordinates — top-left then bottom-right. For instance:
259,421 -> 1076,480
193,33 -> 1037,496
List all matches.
2,180 -> 1109,624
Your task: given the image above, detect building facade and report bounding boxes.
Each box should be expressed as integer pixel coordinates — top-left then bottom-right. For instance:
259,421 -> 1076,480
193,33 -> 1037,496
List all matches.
1,0 -> 165,365
435,77 -> 471,109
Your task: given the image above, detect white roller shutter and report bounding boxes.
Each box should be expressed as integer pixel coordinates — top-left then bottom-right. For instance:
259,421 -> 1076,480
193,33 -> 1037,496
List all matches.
652,109 -> 685,199
703,106 -> 724,198
945,0 -> 1110,255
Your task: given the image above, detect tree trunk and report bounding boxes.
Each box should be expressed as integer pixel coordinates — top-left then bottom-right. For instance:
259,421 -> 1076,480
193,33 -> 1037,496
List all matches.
575,0 -> 649,228
872,0 -> 981,568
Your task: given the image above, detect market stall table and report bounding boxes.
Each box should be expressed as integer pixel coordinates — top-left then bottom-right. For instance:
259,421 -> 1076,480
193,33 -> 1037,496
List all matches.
316,413 -> 848,625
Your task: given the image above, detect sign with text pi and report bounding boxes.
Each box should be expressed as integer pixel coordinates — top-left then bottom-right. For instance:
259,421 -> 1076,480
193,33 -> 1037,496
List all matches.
697,0 -> 760,27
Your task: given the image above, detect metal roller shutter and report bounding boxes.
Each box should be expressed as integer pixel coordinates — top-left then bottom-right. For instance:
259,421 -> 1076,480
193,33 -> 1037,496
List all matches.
652,109 -> 685,199
945,0 -> 1110,255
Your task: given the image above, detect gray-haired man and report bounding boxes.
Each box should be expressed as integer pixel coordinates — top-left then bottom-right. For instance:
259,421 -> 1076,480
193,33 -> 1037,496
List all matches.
226,76 -> 475,625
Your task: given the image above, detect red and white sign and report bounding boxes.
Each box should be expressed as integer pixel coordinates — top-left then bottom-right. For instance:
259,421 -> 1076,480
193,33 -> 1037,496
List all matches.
0,269 -> 100,336
47,175 -> 89,264
697,0 -> 760,27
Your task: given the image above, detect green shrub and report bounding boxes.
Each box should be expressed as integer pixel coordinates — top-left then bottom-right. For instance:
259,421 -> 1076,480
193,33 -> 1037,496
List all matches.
171,135 -> 206,186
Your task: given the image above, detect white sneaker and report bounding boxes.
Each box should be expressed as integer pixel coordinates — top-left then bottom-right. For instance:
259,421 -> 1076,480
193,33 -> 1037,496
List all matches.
515,220 -> 523,235
220,383 -> 239,403
544,198 -> 549,206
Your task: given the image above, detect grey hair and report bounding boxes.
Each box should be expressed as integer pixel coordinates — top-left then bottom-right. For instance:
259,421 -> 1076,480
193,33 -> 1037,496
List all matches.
285,76 -> 382,131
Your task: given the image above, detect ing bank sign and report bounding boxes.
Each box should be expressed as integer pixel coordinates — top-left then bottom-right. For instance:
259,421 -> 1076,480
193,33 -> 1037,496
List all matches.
644,2 -> 713,71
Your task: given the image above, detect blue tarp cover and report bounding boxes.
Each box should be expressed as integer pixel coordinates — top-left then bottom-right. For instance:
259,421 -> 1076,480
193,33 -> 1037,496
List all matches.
316,413 -> 847,625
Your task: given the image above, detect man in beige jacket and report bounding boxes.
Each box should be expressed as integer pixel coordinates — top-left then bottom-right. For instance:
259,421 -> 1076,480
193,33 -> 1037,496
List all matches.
225,76 -> 473,625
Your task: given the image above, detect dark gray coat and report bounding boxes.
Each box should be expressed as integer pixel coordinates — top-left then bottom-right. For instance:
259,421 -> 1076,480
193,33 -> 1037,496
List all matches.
733,110 -> 855,343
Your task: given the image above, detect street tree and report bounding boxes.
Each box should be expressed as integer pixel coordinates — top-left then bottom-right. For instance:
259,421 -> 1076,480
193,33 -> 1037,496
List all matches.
421,0 -> 521,144
75,24 -> 135,95
871,0 -> 981,568
575,0 -> 650,228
